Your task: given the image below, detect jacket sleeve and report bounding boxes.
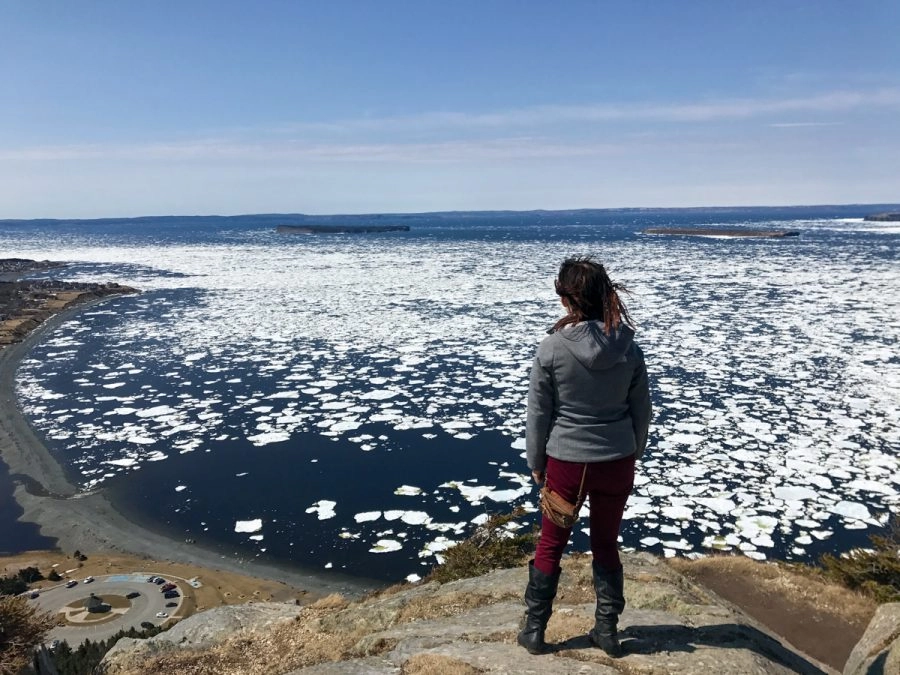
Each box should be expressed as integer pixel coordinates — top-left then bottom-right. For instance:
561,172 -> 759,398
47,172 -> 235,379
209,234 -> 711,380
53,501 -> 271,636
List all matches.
525,341 -> 554,472
627,343 -> 652,459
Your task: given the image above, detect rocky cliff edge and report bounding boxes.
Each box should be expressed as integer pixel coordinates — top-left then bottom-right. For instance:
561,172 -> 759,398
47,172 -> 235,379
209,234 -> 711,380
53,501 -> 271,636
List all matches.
98,553 -> 897,675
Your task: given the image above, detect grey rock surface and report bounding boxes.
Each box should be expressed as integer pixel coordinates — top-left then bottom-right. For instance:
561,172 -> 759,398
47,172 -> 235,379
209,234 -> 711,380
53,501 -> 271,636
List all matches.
100,553 -> 842,675
99,602 -> 301,672
843,602 -> 900,675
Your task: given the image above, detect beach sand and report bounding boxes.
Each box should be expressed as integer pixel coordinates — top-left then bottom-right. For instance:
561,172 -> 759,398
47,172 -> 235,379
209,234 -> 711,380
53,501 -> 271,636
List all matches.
0,297 -> 375,599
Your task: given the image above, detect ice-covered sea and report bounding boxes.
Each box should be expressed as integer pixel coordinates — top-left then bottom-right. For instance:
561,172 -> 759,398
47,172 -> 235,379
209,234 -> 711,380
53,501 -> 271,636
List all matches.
3,210 -> 898,582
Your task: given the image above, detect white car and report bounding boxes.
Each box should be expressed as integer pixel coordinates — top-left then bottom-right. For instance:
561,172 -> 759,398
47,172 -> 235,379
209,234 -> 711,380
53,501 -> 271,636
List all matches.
155,612 -> 168,618
83,576 -> 94,584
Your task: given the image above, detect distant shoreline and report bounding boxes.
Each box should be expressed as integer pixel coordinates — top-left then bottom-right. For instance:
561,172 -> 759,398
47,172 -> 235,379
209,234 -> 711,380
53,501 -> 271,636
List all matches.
0,281 -> 374,597
3,202 -> 900,225
275,224 -> 410,234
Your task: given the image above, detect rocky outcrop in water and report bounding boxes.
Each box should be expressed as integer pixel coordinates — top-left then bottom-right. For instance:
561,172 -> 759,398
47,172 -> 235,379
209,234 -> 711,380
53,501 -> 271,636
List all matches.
642,228 -> 800,238
863,212 -> 900,222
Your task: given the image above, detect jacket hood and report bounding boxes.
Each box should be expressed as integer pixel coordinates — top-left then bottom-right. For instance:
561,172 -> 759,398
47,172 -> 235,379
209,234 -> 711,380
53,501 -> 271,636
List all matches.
554,320 -> 634,370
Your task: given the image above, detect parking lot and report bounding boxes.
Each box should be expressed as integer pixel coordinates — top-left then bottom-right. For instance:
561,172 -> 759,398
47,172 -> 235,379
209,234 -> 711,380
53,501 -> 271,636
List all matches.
30,572 -> 192,645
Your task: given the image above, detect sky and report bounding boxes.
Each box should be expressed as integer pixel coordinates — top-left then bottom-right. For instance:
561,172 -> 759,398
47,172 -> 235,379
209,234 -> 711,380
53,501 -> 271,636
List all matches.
1,1 -> 899,218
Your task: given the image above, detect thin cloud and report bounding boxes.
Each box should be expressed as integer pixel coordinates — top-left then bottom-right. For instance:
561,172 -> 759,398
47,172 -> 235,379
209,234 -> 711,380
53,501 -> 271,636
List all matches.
268,87 -> 900,134
0,137 -> 631,164
1,87 -> 894,164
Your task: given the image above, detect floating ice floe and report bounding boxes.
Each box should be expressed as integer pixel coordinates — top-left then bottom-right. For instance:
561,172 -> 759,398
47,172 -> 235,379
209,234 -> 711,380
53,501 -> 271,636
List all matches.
105,458 -> 139,467
829,500 -> 871,522
246,431 -> 291,446
354,511 -> 381,523
136,405 -> 179,418
235,519 -> 263,533
359,389 -> 398,400
772,486 -> 818,501
369,539 -> 403,553
306,500 -> 337,520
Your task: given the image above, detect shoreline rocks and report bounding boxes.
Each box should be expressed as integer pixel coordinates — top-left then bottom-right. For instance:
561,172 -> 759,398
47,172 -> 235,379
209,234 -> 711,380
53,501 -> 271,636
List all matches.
0,259 -> 138,349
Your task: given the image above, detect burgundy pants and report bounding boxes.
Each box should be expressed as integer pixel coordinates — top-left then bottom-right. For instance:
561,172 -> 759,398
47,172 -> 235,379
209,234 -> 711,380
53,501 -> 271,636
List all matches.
534,454 -> 635,577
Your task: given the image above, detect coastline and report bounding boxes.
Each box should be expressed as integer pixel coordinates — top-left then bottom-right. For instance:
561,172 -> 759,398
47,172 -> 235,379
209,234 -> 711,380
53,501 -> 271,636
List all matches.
0,296 -> 375,598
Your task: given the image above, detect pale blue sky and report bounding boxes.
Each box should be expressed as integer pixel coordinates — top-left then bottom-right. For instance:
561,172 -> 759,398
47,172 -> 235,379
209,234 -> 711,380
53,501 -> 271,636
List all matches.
1,1 -> 898,218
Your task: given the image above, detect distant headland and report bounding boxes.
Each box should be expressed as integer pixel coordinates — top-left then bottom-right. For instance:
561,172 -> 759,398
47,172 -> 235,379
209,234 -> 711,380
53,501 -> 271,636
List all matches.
275,224 -> 410,235
0,259 -> 138,348
864,212 -> 900,222
642,228 -> 800,238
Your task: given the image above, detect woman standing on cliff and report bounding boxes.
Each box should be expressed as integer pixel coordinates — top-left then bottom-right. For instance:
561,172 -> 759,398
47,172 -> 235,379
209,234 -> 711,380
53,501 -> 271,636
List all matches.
517,255 -> 651,657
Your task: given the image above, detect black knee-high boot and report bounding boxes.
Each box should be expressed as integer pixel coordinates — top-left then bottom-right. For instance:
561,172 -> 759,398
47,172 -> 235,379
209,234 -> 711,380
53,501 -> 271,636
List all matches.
516,560 -> 560,654
589,561 -> 625,657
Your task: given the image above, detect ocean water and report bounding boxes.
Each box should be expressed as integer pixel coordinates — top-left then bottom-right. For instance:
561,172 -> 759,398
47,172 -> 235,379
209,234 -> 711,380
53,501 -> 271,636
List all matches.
1,207 -> 898,582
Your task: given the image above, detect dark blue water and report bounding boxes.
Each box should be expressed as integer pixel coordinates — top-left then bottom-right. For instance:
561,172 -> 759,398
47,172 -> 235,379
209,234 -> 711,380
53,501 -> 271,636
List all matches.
0,457 -> 57,554
2,203 -> 896,247
2,205 -> 897,582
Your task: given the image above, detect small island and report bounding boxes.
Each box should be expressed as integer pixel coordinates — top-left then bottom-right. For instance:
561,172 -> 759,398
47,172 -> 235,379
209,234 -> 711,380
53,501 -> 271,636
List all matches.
642,228 -> 799,238
863,212 -> 900,222
275,224 -> 410,235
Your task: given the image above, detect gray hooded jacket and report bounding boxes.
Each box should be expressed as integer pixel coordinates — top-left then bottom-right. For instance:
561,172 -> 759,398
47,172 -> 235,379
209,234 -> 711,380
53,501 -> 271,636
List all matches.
525,320 -> 651,472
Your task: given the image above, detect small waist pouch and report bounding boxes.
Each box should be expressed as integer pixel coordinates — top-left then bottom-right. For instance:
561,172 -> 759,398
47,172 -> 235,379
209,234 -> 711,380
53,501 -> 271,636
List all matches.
538,464 -> 587,529
539,486 -> 581,528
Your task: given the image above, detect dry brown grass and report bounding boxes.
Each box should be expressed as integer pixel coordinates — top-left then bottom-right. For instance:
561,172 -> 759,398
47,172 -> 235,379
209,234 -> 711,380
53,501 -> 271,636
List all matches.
115,575 -> 523,673
669,554 -> 875,624
395,589 -> 517,624
308,593 -> 349,610
544,609 -> 593,645
124,603 -> 379,675
400,653 -> 485,674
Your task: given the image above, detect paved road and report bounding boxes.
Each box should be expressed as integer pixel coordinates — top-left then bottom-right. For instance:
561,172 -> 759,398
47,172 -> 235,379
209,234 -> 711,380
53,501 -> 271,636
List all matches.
31,573 -> 187,646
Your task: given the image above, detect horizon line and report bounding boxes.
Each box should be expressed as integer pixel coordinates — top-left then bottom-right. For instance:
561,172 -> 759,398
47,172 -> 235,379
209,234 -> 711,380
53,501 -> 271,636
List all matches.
2,202 -> 899,223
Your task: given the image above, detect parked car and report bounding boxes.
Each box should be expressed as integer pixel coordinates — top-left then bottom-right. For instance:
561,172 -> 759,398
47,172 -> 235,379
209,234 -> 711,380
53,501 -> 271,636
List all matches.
83,576 -> 94,584
155,612 -> 168,618
65,580 -> 78,588
165,601 -> 177,607
29,591 -> 40,599
153,578 -> 165,585
160,583 -> 176,592
163,590 -> 179,599
146,576 -> 157,583
126,591 -> 141,599
140,621 -> 154,630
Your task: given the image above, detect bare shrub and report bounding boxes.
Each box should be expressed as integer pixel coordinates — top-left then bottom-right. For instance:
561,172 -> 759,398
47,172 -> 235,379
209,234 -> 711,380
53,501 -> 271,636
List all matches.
0,595 -> 56,675
426,508 -> 535,584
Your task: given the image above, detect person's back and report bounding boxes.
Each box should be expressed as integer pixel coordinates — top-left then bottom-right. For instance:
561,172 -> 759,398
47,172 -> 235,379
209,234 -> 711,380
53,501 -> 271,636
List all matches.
527,320 -> 649,466
518,255 -> 651,659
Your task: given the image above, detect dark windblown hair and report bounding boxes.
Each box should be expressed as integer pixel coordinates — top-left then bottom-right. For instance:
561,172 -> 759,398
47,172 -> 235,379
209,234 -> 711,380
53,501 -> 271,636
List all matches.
552,255 -> 633,333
